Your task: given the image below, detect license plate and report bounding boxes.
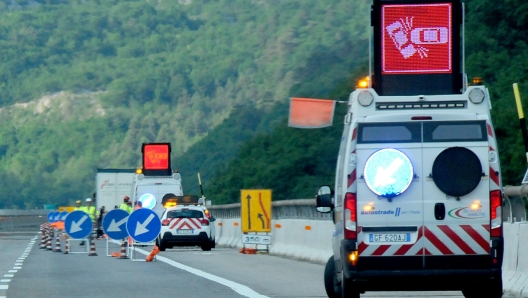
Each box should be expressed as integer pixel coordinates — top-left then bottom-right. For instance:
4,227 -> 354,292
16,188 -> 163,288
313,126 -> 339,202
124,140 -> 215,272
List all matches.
176,229 -> 194,234
369,233 -> 410,243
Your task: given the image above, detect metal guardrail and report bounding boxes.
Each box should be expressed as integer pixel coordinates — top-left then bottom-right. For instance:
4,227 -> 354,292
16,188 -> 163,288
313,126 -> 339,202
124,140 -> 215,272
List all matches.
0,209 -> 50,216
208,199 -> 332,220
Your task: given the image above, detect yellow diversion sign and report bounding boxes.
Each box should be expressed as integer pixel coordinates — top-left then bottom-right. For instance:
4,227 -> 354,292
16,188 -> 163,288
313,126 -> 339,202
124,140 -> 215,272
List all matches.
58,206 -> 75,212
240,189 -> 272,233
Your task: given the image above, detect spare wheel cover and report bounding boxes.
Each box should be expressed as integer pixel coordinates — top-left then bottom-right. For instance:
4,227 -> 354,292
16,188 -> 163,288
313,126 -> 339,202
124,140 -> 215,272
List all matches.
432,147 -> 482,197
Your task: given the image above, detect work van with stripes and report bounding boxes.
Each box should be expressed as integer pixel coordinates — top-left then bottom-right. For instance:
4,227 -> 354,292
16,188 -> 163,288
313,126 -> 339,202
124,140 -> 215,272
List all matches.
316,85 -> 503,298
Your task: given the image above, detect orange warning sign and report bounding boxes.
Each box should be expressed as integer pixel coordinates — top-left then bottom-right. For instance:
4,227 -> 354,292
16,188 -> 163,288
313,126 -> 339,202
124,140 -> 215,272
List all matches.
288,98 -> 335,128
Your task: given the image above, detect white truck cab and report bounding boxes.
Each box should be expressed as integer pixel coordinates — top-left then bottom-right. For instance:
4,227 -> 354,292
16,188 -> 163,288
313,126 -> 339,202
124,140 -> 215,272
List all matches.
316,86 -> 503,298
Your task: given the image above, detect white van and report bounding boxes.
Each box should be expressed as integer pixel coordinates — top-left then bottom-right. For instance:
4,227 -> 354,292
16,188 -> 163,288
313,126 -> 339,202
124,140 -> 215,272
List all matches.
131,171 -> 183,218
316,86 -> 503,298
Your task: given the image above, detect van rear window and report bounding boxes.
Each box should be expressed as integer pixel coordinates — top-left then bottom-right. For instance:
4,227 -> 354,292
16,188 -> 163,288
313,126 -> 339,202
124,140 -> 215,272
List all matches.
358,122 -> 421,143
423,121 -> 487,142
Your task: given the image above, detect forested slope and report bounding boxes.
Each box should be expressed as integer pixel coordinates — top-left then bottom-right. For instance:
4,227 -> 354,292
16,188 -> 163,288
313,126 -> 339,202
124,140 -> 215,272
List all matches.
1,0 -> 527,208
0,0 -> 370,208
188,0 -> 528,204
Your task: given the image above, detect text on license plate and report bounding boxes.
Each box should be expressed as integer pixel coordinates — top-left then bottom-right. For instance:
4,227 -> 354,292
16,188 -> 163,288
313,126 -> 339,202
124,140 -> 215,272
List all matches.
177,229 -> 194,234
369,233 -> 410,243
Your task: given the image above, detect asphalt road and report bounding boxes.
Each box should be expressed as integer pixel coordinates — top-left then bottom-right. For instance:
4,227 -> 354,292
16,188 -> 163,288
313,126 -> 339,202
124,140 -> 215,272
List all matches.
0,232 -> 516,298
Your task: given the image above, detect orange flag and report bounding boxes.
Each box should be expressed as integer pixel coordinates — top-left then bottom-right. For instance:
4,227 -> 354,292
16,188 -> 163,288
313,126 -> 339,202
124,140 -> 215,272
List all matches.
288,98 -> 336,128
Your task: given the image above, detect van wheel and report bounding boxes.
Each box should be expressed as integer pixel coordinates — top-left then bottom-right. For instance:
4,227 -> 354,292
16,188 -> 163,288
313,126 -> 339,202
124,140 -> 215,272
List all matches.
201,243 -> 212,251
324,256 -> 341,298
210,238 -> 216,249
462,277 -> 502,298
341,272 -> 360,298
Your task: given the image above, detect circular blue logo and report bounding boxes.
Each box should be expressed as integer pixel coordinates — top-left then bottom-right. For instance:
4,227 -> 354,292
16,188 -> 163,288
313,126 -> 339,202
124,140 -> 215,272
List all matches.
364,148 -> 414,198
139,193 -> 156,209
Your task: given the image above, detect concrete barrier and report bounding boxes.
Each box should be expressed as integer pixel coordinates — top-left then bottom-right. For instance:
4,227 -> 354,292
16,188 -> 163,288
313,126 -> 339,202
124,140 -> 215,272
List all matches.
214,218 -> 333,264
503,222 -> 520,291
508,223 -> 528,297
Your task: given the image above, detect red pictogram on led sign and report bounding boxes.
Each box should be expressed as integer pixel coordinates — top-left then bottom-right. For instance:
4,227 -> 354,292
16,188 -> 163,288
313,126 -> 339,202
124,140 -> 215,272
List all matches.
382,3 -> 452,74
143,144 -> 170,170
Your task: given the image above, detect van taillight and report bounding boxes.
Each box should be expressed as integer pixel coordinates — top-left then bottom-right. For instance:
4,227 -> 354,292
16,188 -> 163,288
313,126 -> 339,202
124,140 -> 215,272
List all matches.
200,219 -> 210,226
490,190 -> 502,237
161,219 -> 170,226
344,193 -> 357,240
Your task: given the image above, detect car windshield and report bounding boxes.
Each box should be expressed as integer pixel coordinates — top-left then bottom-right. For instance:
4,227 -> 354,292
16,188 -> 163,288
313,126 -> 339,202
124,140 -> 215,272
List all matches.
167,210 -> 204,219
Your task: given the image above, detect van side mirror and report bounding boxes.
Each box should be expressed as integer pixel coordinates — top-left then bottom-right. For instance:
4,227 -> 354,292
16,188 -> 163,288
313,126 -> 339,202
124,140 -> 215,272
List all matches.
210,217 -> 216,222
316,185 -> 334,213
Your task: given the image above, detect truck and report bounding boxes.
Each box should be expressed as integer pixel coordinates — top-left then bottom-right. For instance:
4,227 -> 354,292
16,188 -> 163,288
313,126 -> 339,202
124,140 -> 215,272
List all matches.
95,169 -> 135,211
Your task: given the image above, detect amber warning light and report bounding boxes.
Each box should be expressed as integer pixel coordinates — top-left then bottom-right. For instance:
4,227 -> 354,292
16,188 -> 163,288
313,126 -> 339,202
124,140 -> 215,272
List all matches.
142,143 -> 171,171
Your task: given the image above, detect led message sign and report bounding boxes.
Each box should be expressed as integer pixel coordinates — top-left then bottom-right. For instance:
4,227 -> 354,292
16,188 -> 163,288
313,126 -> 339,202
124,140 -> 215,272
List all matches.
372,0 -> 461,96
143,143 -> 170,170
382,3 -> 452,74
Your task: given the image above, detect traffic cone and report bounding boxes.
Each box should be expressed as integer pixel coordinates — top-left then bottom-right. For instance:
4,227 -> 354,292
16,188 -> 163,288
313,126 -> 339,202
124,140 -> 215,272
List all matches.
88,238 -> 98,256
40,227 -> 47,249
53,229 -> 62,252
46,228 -> 53,251
145,245 -> 160,262
63,237 -> 69,254
117,240 -> 128,259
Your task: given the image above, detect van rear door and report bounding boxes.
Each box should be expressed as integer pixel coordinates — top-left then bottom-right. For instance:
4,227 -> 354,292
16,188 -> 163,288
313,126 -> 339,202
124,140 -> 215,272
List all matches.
421,120 -> 491,270
355,121 -> 425,271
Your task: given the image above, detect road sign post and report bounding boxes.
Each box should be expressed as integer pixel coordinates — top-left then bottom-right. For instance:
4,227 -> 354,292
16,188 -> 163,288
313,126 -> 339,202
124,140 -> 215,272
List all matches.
102,209 -> 130,257
240,189 -> 272,233
103,209 -> 130,240
126,208 -> 161,261
47,212 -> 58,223
240,189 -> 272,253
64,211 -> 93,239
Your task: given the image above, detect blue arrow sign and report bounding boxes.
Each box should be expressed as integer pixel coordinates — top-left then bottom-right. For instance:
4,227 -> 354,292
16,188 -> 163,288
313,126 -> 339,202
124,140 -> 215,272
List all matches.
60,211 -> 69,221
126,208 -> 161,243
64,210 -> 93,239
139,193 -> 156,209
47,212 -> 58,223
102,209 -> 130,240
364,148 -> 414,198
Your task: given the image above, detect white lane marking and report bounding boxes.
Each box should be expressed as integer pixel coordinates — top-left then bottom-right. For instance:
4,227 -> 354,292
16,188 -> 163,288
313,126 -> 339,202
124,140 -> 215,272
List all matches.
13,267 -> 21,270
3,275 -> 13,278
135,248 -> 269,298
0,285 -> 7,289
14,263 -> 22,266
0,279 -> 10,282
8,271 -> 17,273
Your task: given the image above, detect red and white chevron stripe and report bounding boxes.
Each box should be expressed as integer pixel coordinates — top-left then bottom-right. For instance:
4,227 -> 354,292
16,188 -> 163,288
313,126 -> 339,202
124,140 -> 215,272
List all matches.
487,122 -> 501,190
347,126 -> 359,192
168,218 -> 202,230
358,224 -> 490,256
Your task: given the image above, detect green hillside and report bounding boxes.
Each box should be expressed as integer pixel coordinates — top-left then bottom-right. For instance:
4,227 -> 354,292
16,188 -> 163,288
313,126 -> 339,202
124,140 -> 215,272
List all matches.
0,0 -> 370,208
183,0 -> 528,204
1,0 -> 527,208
